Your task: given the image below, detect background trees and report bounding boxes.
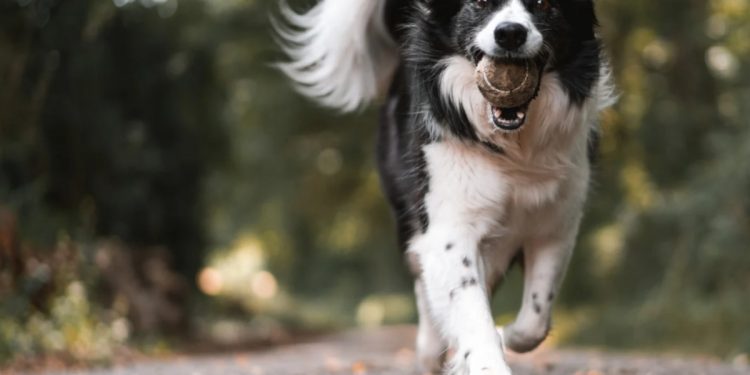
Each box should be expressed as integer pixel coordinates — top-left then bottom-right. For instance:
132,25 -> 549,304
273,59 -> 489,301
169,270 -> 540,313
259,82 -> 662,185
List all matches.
1,0 -> 748,364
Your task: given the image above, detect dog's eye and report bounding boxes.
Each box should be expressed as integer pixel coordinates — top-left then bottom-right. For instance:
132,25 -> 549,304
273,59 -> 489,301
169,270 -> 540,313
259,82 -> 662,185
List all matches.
534,0 -> 552,11
474,0 -> 489,8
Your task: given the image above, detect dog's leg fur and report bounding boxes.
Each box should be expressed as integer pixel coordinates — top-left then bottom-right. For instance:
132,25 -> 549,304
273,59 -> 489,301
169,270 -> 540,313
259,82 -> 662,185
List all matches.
415,280 -> 447,373
500,175 -> 588,355
413,231 -> 510,375
409,141 -> 512,375
503,237 -> 575,353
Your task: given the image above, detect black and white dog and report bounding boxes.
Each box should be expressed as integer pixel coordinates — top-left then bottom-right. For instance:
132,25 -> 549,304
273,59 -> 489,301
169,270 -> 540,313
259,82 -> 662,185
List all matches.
275,0 -> 614,374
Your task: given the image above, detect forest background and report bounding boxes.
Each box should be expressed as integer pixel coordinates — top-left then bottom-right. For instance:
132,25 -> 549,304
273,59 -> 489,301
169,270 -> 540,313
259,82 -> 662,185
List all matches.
1,0 -> 749,366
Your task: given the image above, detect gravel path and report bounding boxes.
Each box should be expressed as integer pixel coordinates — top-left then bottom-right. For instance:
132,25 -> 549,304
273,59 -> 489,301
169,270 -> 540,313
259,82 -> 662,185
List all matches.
38,326 -> 749,375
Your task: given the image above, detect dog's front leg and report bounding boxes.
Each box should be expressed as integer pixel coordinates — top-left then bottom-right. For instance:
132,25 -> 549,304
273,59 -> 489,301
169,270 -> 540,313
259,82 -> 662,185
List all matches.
503,236 -> 575,353
411,225 -> 511,375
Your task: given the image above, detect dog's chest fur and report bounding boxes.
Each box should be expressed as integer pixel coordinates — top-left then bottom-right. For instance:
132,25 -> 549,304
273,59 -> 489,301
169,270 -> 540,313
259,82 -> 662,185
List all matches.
421,61 -> 594,247
421,134 -> 589,250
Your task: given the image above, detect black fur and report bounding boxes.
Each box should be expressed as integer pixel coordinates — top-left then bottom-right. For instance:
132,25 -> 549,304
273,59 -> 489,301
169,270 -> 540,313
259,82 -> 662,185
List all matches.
376,66 -> 432,251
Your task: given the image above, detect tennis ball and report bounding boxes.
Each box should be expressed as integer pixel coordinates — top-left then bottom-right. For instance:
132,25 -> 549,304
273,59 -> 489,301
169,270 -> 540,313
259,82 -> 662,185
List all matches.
476,57 -> 541,108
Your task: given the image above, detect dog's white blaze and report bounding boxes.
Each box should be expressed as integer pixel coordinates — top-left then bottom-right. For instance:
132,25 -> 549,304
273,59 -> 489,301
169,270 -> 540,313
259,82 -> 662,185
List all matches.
475,0 -> 544,57
274,0 -> 397,112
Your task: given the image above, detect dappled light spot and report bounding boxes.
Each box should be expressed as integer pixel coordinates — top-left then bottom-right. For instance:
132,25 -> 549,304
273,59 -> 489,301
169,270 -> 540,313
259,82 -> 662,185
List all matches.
590,225 -> 624,277
198,267 -> 223,296
111,318 -> 131,342
251,271 -> 278,300
641,39 -> 672,69
351,361 -> 368,375
706,45 -> 739,79
200,235 -> 267,301
356,294 -> 415,328
356,299 -> 386,328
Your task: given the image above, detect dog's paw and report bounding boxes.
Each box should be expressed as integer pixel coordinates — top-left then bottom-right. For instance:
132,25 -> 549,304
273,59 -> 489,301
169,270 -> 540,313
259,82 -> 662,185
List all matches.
447,346 -> 512,375
500,321 -> 549,354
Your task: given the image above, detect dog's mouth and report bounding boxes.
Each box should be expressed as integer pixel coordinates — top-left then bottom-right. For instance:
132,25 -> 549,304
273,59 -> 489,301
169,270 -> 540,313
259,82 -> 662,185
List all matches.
489,102 -> 531,132
471,49 -> 543,132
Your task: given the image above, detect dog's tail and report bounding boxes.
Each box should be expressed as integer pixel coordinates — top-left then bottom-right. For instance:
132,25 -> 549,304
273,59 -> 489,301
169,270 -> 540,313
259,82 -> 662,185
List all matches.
273,0 -> 399,112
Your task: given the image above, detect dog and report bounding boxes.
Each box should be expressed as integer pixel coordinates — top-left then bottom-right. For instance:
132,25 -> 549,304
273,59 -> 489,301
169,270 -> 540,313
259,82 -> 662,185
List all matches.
275,0 -> 614,373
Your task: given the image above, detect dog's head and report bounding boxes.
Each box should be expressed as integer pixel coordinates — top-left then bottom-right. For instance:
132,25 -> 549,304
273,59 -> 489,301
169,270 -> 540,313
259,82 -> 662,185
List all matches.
418,0 -> 599,131
456,0 -> 597,61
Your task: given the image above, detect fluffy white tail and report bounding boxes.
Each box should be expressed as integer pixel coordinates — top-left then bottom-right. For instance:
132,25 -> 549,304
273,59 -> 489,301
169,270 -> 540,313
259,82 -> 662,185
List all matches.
273,0 -> 399,112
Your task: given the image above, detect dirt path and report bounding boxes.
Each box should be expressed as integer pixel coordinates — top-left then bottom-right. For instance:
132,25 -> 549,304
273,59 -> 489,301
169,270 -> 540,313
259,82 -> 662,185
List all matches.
39,326 -> 749,375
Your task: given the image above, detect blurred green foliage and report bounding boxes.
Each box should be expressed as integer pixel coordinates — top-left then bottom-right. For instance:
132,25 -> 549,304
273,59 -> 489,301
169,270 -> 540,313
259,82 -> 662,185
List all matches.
571,0 -> 750,355
0,258 -> 129,363
0,0 -> 748,365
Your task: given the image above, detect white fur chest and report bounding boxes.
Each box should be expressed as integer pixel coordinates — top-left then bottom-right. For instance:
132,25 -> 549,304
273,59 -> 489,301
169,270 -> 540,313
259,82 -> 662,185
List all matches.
430,54 -> 604,240
422,139 -> 587,242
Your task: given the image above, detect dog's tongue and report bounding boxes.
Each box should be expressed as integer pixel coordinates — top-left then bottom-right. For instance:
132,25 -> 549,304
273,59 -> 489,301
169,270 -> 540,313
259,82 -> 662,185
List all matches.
476,57 -> 540,109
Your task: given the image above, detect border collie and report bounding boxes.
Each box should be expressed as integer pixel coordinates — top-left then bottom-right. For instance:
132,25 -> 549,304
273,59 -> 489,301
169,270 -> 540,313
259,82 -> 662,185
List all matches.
275,0 -> 614,374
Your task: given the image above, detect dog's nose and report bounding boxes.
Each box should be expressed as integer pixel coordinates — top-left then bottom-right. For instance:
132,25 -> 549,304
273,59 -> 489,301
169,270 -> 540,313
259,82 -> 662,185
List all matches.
494,22 -> 528,51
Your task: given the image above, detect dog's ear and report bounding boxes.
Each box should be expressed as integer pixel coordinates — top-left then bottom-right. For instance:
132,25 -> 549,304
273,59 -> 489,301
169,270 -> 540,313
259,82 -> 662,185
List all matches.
422,0 -> 462,25
561,0 -> 599,41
